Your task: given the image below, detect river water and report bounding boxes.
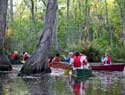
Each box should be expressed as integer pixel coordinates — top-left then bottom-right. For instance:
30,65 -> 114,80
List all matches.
0,65 -> 125,95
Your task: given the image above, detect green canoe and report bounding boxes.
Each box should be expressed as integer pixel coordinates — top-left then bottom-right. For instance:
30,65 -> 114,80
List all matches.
10,59 -> 23,65
72,69 -> 93,81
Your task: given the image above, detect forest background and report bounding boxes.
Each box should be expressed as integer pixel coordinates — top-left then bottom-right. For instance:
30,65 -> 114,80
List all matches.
5,0 -> 125,62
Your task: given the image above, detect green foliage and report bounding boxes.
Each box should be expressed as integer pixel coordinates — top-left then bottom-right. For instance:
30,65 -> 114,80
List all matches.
90,32 -> 110,53
110,47 -> 125,62
6,12 -> 43,54
82,46 -> 101,62
5,0 -> 125,62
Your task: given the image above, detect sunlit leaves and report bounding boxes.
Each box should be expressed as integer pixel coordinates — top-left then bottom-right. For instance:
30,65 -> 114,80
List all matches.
5,0 -> 125,61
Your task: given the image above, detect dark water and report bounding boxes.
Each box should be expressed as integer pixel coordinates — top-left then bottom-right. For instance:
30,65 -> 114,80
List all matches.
0,65 -> 125,95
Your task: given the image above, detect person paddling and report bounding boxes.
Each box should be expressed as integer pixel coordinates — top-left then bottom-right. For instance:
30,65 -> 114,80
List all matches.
72,52 -> 82,70
52,53 -> 61,63
69,52 -> 90,69
101,53 -> 112,65
80,53 -> 90,69
10,51 -> 19,60
64,52 -> 74,63
107,54 -> 112,65
21,52 -> 30,63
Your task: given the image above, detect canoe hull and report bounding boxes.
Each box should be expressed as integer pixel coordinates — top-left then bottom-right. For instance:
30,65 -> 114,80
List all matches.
49,63 -> 92,80
49,63 -> 70,69
91,64 -> 125,71
10,60 -> 23,65
71,69 -> 92,81
76,69 -> 92,77
49,63 -> 125,72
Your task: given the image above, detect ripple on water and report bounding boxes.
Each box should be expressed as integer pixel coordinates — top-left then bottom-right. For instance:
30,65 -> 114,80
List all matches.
0,65 -> 125,95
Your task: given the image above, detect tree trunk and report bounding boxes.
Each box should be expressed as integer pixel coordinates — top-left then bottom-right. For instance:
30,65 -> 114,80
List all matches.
30,0 -> 38,32
41,0 -> 47,7
118,0 -> 125,46
24,0 -> 38,32
66,0 -> 70,46
104,0 -> 112,45
0,0 -> 12,71
121,1 -> 125,46
78,0 -> 82,45
52,10 -> 59,53
20,0 -> 58,75
10,0 -> 14,27
84,0 -> 91,43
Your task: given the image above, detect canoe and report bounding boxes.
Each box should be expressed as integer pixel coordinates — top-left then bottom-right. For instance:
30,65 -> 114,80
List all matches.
49,62 -> 70,69
72,69 -> 92,81
91,64 -> 125,71
0,63 -> 12,71
49,62 -> 92,80
10,59 -> 23,65
49,62 -> 125,72
0,54 -> 12,71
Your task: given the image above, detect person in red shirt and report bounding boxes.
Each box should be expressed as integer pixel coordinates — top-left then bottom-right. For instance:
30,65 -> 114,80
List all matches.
22,52 -> 29,61
73,52 -> 81,69
102,53 -> 112,65
72,52 -> 89,69
48,56 -> 53,63
107,54 -> 112,65
21,52 -> 30,63
10,51 -> 18,60
52,53 -> 61,63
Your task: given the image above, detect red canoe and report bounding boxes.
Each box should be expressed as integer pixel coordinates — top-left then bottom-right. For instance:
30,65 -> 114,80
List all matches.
49,62 -> 125,72
49,62 -> 70,69
91,64 -> 125,71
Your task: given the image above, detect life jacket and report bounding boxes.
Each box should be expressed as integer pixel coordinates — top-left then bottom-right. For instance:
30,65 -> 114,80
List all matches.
10,54 -> 18,60
83,60 -> 87,65
53,57 -> 61,63
82,56 -> 87,65
23,54 -> 29,61
73,56 -> 81,67
107,56 -> 111,64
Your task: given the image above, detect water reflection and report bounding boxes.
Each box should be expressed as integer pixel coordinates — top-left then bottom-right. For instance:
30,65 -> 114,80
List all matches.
23,75 -> 50,95
68,71 -> 125,95
0,71 -> 73,95
0,72 -> 30,95
99,72 -> 112,91
48,76 -> 73,95
71,78 -> 87,95
85,72 -> 125,95
0,67 -> 125,95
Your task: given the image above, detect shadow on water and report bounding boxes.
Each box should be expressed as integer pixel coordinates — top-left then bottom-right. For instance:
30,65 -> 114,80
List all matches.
0,65 -> 125,95
23,75 -> 50,95
0,72 -> 30,95
0,68 -> 73,95
0,71 -> 52,95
